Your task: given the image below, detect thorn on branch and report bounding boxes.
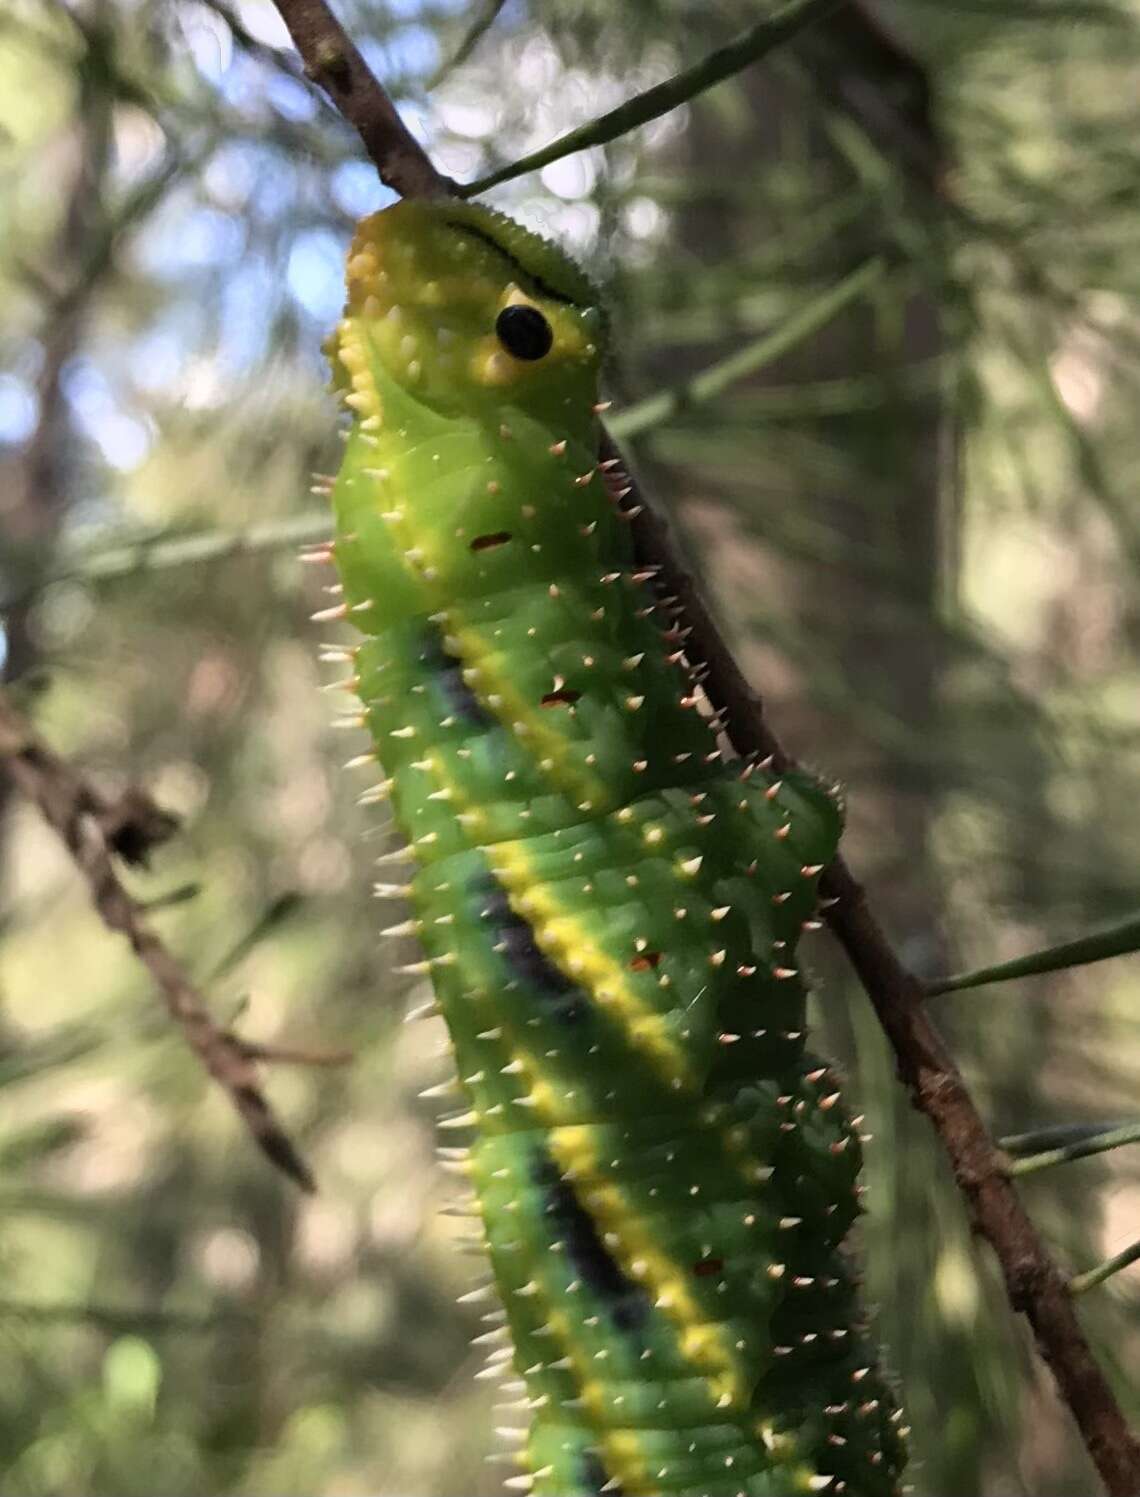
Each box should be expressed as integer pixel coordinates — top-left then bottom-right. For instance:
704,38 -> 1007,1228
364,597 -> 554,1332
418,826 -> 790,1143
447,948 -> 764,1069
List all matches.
308,37 -> 351,91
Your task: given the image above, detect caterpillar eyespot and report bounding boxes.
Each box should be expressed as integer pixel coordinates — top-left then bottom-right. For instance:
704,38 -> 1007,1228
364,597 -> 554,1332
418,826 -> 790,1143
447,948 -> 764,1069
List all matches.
496,303 -> 554,360
325,198 -> 907,1497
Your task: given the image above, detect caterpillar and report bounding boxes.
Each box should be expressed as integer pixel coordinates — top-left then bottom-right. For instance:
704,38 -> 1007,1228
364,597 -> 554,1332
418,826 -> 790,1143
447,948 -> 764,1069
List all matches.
319,198 -> 907,1497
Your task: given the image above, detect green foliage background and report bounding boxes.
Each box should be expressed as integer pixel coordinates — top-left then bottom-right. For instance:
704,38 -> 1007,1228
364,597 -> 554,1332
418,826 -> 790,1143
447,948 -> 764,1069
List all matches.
0,1 -> 1137,1493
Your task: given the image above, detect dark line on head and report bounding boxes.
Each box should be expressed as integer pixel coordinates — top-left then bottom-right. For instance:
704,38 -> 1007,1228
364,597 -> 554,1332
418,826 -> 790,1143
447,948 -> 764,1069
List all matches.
446,220 -> 584,308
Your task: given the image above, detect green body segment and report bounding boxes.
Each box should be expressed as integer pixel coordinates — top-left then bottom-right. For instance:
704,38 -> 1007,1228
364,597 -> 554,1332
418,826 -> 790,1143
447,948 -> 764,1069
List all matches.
324,199 -> 906,1496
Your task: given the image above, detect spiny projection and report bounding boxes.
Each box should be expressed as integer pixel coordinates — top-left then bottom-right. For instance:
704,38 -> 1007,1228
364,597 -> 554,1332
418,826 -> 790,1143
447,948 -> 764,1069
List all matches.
317,197 -> 908,1497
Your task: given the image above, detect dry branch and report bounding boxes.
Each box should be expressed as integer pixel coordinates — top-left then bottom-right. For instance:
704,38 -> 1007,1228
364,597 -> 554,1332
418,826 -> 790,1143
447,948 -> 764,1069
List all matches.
265,4 -> 1140,1489
0,689 -> 322,1193
272,0 -> 454,199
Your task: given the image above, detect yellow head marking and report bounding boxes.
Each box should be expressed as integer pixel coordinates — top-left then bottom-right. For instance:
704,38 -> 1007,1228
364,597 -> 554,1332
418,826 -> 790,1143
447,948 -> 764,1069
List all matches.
335,199 -> 604,421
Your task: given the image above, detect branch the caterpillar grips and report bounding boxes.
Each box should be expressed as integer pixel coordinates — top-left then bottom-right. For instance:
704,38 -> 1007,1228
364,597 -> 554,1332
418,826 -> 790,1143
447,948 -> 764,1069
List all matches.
319,198 -> 906,1497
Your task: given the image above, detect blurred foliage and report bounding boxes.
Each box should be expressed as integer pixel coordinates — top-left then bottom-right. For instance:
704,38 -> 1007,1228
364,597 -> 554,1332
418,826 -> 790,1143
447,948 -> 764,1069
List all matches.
0,0 -> 1138,1493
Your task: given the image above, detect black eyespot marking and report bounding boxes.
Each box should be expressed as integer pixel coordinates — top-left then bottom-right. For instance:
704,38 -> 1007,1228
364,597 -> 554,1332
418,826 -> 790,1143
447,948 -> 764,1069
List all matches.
496,304 -> 553,361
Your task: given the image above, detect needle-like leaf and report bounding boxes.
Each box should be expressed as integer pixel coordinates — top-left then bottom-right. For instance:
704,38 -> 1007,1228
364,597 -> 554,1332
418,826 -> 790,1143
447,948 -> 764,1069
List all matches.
928,912 -> 1140,997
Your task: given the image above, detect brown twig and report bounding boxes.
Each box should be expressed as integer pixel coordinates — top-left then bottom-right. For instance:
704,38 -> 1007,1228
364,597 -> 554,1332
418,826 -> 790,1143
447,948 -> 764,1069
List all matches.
266,3 -> 1140,1489
271,0 -> 454,200
0,689 -> 322,1193
621,424 -> 1140,1497
816,866 -> 1140,1494
1,11 -> 113,704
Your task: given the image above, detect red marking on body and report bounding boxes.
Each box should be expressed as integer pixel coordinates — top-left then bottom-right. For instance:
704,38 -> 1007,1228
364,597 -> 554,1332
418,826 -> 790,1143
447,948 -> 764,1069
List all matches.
629,950 -> 662,971
693,1257 -> 724,1277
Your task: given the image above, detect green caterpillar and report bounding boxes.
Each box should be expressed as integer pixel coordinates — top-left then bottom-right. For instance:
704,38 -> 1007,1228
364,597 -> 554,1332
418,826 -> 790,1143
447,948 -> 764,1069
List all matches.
319,198 -> 907,1497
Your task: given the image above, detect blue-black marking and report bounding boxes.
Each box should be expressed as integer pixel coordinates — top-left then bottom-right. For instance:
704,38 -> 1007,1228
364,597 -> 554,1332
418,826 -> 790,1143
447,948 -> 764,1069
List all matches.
579,1452 -> 623,1496
534,1156 -> 650,1332
419,628 -> 491,728
471,874 -> 588,1025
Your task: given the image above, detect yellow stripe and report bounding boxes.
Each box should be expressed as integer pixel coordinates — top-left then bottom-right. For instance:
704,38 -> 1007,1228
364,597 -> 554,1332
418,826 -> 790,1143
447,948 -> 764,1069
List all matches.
444,613 -> 612,815
487,837 -> 693,1090
421,745 -> 491,840
416,751 -> 771,1196
548,1124 -> 748,1414
539,1306 -> 655,1495
495,1036 -> 565,1123
407,730 -> 689,1092
406,751 -> 695,1098
488,1026 -> 773,1407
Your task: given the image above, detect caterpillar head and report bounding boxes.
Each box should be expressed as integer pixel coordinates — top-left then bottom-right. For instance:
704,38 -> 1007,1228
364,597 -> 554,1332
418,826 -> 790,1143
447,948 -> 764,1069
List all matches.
333,199 -> 605,423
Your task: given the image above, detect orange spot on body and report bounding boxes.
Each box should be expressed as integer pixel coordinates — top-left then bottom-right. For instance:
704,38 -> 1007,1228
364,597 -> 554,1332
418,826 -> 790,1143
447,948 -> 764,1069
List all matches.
629,950 -> 662,972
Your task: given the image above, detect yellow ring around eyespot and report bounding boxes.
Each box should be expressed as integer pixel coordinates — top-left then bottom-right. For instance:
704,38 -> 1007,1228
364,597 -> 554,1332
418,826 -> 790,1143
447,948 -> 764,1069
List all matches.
472,339 -> 520,387
469,285 -> 593,387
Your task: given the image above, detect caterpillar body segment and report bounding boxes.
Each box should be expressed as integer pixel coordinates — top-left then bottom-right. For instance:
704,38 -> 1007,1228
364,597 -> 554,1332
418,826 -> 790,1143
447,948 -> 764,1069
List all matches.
325,198 -> 906,1496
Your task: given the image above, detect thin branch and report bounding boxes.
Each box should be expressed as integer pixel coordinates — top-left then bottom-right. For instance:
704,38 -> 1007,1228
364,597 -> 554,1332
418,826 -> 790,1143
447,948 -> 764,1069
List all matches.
1,16 -> 114,694
265,4 -> 1140,1489
205,891 -> 306,982
610,256 -> 887,441
623,469 -> 1140,1497
70,511 -> 332,588
929,911 -> 1140,997
136,881 -> 203,911
429,0 -> 510,87
461,0 -> 845,197
0,512 -> 335,612
32,257 -> 894,601
1009,1121 -> 1140,1178
1000,1121 -> 1135,1156
0,1298 -> 254,1332
1071,1241 -> 1140,1297
270,0 -> 454,199
810,855 -> 1140,1492
0,690 -> 324,1193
